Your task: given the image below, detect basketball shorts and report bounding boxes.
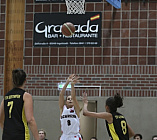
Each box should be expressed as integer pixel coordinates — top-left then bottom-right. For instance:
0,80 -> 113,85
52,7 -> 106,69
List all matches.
60,133 -> 82,140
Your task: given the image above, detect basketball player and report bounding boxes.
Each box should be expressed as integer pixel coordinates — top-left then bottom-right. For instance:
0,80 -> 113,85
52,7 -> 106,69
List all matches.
59,74 -> 82,140
81,93 -> 135,140
0,69 -> 39,140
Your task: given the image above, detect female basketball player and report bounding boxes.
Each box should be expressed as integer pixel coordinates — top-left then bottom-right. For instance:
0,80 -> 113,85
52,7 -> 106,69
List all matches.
81,93 -> 135,140
59,74 -> 82,140
0,69 -> 39,140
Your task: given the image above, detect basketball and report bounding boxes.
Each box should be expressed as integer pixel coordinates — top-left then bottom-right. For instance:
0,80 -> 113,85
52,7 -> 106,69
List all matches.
61,22 -> 75,36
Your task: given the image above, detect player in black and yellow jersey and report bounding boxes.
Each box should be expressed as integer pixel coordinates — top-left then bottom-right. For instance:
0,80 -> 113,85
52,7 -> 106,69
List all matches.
0,69 -> 39,140
82,93 -> 135,140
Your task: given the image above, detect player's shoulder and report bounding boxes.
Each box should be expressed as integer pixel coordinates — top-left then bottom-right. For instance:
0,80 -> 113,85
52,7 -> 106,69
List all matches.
23,92 -> 32,100
24,92 -> 31,96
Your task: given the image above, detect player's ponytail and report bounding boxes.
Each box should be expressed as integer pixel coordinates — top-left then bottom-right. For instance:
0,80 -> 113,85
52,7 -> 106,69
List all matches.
106,93 -> 123,112
114,93 -> 123,108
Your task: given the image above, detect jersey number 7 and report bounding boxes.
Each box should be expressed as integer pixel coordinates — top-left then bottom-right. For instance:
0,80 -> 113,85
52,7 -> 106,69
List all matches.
7,101 -> 13,118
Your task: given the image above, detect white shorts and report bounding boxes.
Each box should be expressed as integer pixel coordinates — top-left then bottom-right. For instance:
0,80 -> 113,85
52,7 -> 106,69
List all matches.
60,133 -> 82,140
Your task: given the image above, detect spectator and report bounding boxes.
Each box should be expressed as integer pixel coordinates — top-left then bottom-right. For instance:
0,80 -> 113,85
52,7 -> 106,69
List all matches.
152,135 -> 157,140
133,134 -> 142,140
38,129 -> 48,140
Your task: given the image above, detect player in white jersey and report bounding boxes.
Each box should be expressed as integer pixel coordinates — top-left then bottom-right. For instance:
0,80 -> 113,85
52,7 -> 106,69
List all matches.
59,74 -> 82,140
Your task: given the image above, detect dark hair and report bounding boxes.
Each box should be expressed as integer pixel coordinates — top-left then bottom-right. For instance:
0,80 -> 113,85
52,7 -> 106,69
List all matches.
134,134 -> 142,139
106,93 -> 123,113
12,69 -> 26,88
152,135 -> 157,140
90,137 -> 97,140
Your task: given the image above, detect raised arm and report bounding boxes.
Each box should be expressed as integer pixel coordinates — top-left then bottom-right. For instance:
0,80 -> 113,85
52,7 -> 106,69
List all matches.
71,75 -> 80,118
59,74 -> 74,115
0,99 -> 4,130
81,92 -> 112,123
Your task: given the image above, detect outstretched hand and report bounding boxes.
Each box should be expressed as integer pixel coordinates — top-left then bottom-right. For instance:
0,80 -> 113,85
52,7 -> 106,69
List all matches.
80,92 -> 88,104
68,74 -> 80,85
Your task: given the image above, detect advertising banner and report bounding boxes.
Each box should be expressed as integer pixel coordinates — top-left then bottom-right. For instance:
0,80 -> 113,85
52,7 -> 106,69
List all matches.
33,12 -> 102,47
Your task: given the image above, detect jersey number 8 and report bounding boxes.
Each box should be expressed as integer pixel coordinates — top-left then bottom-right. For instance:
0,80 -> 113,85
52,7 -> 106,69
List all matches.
121,120 -> 127,135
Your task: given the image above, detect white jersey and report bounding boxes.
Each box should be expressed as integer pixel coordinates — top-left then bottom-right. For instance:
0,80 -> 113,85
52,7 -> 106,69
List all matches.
60,105 -> 80,135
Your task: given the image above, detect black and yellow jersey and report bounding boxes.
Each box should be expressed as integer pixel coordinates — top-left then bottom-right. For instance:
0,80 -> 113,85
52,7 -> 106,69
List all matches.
105,112 -> 129,140
3,88 -> 30,140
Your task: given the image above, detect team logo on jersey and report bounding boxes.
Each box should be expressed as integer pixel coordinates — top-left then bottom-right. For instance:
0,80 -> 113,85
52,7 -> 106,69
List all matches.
70,109 -> 74,113
61,115 -> 76,119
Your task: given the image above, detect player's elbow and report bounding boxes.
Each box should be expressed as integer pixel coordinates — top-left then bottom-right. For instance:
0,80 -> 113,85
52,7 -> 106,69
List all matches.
83,110 -> 88,116
129,131 -> 135,138
128,127 -> 135,138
